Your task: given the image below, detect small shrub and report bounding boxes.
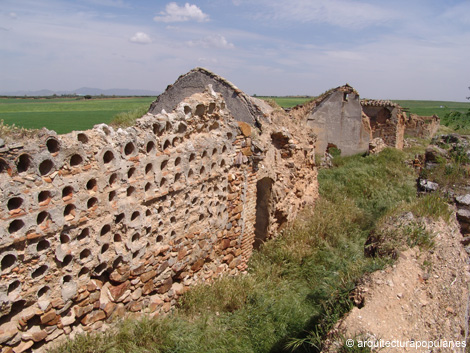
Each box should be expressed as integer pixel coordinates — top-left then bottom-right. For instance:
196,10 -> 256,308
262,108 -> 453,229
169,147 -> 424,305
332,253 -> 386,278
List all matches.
441,109 -> 470,133
328,146 -> 342,158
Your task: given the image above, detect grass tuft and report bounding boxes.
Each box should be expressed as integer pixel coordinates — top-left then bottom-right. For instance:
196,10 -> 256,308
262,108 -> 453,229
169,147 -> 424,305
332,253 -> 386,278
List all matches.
0,119 -> 39,140
406,193 -> 452,222
110,105 -> 149,127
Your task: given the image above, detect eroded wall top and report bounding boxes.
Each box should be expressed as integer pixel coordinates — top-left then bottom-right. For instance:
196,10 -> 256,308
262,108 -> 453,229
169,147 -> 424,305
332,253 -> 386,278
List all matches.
148,68 -> 266,127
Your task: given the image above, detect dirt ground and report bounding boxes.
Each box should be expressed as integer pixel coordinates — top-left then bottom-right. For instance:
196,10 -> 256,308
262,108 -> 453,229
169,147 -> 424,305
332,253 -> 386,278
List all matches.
324,216 -> 470,352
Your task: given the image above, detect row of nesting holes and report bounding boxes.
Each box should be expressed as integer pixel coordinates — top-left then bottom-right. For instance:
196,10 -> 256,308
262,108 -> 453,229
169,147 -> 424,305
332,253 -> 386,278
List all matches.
3,133 -> 131,175
6,149 -> 229,235
104,141 -> 228,166
101,123 -> 231,165
2,213 -> 151,276
6,278 -> 51,300
10,153 -> 83,176
0,120 -> 233,176
14,137 -> 85,175
2,187 -> 227,284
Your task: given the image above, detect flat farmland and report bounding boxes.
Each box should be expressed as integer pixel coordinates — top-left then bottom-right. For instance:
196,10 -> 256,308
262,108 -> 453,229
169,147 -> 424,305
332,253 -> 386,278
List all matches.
394,100 -> 470,116
260,96 -> 470,117
0,97 -> 154,134
2,96 -> 469,135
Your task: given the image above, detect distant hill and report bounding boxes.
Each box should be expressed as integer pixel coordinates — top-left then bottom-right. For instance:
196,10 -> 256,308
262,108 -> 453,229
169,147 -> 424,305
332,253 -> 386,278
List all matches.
0,87 -> 160,96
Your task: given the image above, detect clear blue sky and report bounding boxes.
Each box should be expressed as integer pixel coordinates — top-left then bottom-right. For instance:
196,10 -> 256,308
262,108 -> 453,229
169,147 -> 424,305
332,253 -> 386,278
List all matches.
1,0 -> 469,101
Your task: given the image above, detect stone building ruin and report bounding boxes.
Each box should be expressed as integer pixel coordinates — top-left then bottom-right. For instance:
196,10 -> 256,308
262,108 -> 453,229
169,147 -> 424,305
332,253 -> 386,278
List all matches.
0,70 -> 318,351
1,66 -> 437,351
289,85 -> 371,156
291,89 -> 408,156
360,99 -> 406,149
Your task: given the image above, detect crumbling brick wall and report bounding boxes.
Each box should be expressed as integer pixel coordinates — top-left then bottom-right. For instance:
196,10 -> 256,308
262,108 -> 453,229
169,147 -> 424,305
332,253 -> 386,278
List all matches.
405,114 -> 440,138
0,88 -> 317,352
361,100 -> 405,149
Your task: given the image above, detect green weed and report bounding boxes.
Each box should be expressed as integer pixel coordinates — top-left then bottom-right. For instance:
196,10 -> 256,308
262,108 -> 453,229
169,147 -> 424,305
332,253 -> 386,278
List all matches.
406,193 -> 452,222
405,223 -> 434,250
0,119 -> 38,140
441,109 -> 470,132
420,159 -> 470,190
110,105 -> 149,127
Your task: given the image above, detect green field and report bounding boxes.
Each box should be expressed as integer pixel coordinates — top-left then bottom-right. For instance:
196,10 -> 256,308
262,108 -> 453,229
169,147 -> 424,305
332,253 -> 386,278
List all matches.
394,100 -> 470,116
260,96 -> 470,117
0,97 -> 154,134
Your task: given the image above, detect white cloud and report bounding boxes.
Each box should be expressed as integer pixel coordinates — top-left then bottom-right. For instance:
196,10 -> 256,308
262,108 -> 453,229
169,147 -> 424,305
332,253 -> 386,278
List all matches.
129,32 -> 152,44
9,12 -> 18,19
187,34 -> 234,49
154,3 -> 209,23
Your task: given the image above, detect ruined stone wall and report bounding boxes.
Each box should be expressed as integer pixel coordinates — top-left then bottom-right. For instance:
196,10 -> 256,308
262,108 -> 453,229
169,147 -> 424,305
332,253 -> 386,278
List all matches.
405,114 -> 440,138
361,103 -> 405,149
0,89 -> 318,351
304,90 -> 369,156
148,67 -> 265,127
289,85 -> 371,157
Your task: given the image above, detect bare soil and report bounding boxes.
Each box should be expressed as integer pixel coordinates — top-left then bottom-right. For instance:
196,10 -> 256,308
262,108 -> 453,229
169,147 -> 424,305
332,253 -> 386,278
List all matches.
324,216 -> 470,352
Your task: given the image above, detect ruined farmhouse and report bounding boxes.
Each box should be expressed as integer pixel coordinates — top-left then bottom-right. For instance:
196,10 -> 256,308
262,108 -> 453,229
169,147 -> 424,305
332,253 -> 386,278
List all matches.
360,99 -> 406,149
289,87 -> 434,156
0,69 -> 318,351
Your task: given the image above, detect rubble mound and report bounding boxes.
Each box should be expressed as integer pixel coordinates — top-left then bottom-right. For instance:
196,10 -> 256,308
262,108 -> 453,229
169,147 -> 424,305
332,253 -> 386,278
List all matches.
325,216 -> 469,352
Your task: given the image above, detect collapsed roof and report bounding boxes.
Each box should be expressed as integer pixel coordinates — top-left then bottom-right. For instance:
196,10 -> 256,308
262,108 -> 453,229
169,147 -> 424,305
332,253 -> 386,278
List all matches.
360,99 -> 401,108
